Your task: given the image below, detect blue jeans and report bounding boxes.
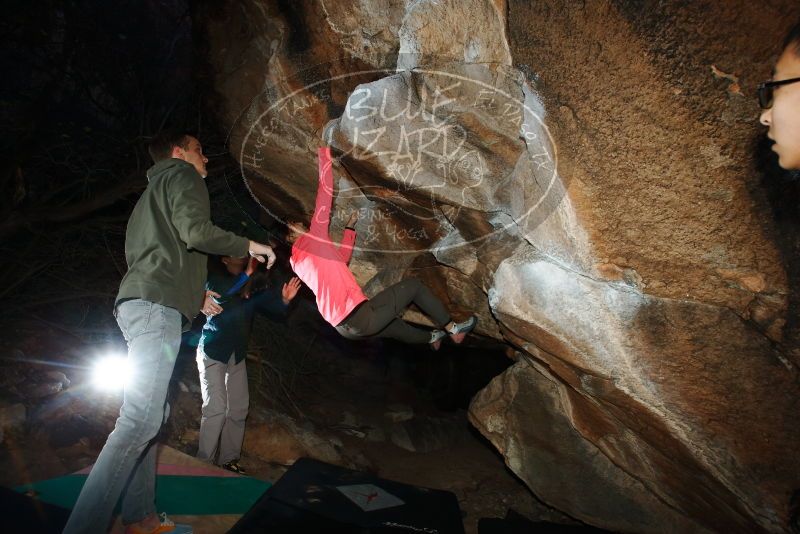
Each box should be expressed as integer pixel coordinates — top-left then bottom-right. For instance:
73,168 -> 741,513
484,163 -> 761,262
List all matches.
63,299 -> 182,533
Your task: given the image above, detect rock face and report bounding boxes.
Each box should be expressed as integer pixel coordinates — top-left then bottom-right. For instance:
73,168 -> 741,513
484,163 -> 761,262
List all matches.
196,1 -> 800,532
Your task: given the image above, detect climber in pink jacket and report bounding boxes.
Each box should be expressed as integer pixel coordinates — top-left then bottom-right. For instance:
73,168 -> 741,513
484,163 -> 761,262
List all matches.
288,147 -> 477,349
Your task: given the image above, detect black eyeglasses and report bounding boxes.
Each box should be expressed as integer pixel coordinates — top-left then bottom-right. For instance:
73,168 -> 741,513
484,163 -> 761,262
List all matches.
757,77 -> 800,109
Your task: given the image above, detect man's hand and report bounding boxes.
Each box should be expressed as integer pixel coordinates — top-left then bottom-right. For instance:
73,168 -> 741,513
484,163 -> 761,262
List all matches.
248,240 -> 276,269
346,210 -> 359,229
202,290 -> 223,317
282,277 -> 302,305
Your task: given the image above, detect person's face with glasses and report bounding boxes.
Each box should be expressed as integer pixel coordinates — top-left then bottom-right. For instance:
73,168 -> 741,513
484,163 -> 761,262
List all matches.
759,44 -> 800,170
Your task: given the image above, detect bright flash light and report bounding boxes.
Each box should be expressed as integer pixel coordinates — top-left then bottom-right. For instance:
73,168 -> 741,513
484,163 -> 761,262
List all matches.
92,355 -> 130,391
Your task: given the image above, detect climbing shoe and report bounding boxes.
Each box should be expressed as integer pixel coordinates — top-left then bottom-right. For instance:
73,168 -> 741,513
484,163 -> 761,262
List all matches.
222,460 -> 247,475
446,316 -> 477,344
429,329 -> 447,350
124,512 -> 177,534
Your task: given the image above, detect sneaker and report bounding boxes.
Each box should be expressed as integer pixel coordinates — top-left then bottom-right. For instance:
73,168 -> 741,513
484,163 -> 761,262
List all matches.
429,329 -> 447,350
446,316 -> 477,344
222,460 -> 247,475
124,512 -> 178,534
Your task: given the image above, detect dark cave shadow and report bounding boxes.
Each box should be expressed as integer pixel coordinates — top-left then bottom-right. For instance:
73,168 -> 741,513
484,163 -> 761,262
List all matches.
754,134 -> 800,354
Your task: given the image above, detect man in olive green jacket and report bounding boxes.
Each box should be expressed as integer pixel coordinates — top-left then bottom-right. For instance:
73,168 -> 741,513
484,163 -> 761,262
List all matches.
64,132 -> 275,534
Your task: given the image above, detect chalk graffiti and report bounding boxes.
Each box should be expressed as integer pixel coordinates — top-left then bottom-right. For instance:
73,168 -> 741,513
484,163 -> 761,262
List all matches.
238,58 -> 561,254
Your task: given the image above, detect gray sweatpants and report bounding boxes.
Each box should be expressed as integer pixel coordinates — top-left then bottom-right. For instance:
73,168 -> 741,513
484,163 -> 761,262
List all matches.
196,351 -> 249,465
336,278 -> 451,344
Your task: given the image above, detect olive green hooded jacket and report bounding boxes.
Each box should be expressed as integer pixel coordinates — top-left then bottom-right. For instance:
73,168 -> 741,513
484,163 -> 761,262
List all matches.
116,158 -> 249,322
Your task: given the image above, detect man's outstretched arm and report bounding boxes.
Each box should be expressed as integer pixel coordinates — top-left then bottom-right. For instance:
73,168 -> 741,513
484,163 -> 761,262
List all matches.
167,169 -> 250,257
167,168 -> 275,267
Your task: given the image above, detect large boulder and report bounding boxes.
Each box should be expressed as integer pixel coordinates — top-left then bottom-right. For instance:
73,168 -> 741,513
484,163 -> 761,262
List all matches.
196,1 -> 800,531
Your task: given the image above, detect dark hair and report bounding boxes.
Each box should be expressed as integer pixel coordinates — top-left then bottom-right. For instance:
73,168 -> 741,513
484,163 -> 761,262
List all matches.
784,21 -> 800,56
147,131 -> 191,163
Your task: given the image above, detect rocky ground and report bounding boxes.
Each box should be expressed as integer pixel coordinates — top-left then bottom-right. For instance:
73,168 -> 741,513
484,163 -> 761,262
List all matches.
0,315 -> 578,534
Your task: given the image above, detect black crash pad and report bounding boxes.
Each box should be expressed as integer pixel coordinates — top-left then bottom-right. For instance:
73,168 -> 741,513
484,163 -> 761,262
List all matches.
230,457 -> 465,534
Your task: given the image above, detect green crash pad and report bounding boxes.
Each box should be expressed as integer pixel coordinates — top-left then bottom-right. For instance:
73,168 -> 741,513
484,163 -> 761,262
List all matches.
16,474 -> 270,516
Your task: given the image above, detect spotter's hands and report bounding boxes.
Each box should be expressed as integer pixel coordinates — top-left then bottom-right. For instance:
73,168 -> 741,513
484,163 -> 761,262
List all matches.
248,241 -> 276,269
202,290 -> 223,317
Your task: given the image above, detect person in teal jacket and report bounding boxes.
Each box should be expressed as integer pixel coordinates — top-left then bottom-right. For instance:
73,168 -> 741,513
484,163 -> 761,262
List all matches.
196,255 -> 300,474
